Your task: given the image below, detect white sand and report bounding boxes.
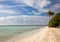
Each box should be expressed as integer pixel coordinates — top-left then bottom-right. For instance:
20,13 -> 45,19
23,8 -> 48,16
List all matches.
47,28 -> 60,42
5,27 -> 60,42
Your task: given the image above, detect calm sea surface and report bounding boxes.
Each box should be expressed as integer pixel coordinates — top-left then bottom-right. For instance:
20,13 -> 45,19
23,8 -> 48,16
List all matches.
0,25 -> 45,42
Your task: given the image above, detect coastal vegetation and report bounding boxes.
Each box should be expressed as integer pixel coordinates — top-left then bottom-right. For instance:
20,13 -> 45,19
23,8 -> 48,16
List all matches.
48,11 -> 60,27
47,10 -> 54,18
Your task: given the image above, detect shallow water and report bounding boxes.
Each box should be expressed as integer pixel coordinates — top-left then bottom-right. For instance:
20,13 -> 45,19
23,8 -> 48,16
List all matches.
0,25 -> 45,42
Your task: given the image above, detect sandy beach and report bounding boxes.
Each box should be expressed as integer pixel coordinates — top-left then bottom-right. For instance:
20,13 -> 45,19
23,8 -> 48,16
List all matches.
5,26 -> 60,42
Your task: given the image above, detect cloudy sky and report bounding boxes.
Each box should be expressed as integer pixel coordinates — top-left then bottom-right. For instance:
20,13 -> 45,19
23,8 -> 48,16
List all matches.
0,0 -> 60,25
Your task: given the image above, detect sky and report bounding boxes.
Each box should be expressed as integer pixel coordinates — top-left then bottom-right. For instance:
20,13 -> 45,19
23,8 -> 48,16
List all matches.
0,0 -> 60,25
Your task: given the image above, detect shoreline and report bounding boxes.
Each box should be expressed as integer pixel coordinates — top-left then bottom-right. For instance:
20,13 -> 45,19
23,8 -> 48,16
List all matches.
0,27 -> 41,42
5,26 -> 49,42
1,26 -> 60,42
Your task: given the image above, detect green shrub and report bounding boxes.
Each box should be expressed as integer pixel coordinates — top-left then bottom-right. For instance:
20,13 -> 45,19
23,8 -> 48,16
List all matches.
48,13 -> 60,27
48,16 -> 59,27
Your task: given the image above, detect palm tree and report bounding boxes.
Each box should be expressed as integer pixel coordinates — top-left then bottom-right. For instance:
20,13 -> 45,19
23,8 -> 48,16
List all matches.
47,10 -> 54,27
47,10 -> 54,18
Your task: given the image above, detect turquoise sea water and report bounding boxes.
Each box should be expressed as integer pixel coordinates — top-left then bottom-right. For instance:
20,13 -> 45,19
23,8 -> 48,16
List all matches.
0,25 -> 45,42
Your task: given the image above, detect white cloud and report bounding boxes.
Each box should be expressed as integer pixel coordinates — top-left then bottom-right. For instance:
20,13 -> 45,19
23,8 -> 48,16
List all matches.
13,0 -> 34,7
0,0 -> 51,25
26,8 -> 49,15
21,0 -> 34,7
13,0 -> 51,14
0,0 -> 8,1
0,9 -> 18,14
0,4 -> 19,14
50,3 -> 60,12
15,0 -> 51,8
27,11 -> 41,15
39,8 -> 49,12
0,15 -> 49,25
34,0 -> 51,8
0,0 -> 51,15
0,4 -> 20,8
